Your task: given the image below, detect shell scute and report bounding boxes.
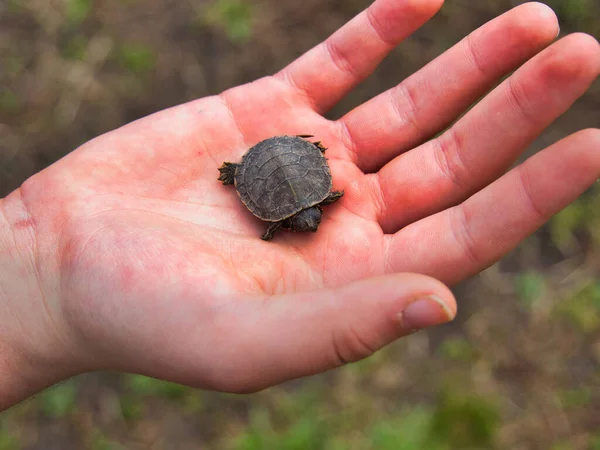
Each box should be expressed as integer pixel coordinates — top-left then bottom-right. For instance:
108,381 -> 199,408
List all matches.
235,136 -> 332,221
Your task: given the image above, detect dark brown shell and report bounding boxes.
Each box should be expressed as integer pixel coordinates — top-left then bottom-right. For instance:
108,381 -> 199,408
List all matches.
234,136 -> 332,222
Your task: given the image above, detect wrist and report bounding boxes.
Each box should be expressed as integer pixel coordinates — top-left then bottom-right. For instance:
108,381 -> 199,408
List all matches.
0,189 -> 81,410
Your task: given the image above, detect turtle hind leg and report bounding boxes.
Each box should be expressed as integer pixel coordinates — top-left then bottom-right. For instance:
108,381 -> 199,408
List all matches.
322,190 -> 344,204
261,221 -> 283,241
218,162 -> 238,185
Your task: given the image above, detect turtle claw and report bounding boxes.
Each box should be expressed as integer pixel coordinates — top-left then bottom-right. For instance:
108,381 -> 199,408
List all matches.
313,141 -> 327,152
261,221 -> 283,241
295,135 -> 326,152
218,162 -> 238,185
322,190 -> 344,204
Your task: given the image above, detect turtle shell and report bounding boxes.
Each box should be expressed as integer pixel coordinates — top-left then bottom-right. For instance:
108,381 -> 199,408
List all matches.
234,135 -> 333,222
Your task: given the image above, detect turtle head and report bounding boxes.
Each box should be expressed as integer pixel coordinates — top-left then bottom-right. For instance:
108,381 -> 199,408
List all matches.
287,207 -> 322,233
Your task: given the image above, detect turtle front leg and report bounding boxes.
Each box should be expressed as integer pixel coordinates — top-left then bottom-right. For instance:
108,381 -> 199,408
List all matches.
261,221 -> 283,241
217,162 -> 238,185
322,190 -> 344,204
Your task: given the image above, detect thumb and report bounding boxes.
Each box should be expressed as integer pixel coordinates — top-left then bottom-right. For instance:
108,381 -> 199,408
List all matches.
214,273 -> 456,393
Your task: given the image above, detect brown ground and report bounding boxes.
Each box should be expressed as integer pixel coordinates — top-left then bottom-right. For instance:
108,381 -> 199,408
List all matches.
1,1 -> 599,449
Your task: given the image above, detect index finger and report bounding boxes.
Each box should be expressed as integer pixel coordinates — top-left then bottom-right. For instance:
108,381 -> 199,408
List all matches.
274,0 -> 444,114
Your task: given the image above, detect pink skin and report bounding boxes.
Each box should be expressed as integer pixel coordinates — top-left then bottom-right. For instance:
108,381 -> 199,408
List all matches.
0,1 -> 599,409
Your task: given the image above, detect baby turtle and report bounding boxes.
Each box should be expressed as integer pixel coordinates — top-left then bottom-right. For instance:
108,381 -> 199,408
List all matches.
218,135 -> 344,241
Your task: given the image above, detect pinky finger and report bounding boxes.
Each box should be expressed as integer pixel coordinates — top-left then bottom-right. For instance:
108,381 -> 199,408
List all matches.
386,129 -> 600,285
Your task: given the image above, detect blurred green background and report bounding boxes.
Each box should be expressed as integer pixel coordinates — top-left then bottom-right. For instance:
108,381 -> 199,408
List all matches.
1,0 -> 599,449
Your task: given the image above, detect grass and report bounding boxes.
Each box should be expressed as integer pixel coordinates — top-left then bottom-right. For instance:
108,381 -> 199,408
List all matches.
0,422 -> 19,450
66,0 -> 93,24
555,281 -> 600,333
559,387 -> 592,409
550,185 -> 600,251
228,385 -> 501,450
514,271 -> 546,309
126,374 -> 188,399
39,380 -> 78,418
60,34 -> 89,61
0,90 -> 19,115
203,0 -> 253,43
439,337 -> 477,363
91,431 -> 126,450
116,43 -> 156,75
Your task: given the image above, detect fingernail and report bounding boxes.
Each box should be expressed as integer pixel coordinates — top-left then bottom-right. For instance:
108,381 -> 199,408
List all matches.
399,295 -> 455,332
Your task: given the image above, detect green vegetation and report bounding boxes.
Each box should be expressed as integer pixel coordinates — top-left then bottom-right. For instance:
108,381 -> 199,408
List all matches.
430,389 -> 500,449
367,407 -> 451,450
548,0 -> 596,24
0,423 -> 19,450
6,0 -> 23,14
229,386 -> 500,450
39,380 -> 77,418
60,35 -> 89,61
0,89 -> 20,114
118,394 -> 145,422
232,409 -> 330,450
439,337 -> 477,363
555,281 -> 600,333
91,431 -> 125,450
126,374 -> 188,400
203,0 -> 253,43
514,271 -> 546,309
550,185 -> 600,249
559,387 -> 592,409
66,0 -> 93,24
116,44 -> 156,75
542,0 -> 600,37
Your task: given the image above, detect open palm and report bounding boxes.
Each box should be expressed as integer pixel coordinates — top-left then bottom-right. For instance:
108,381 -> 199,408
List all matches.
8,1 -> 599,395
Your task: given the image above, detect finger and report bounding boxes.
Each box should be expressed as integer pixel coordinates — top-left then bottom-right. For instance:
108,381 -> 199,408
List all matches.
339,2 -> 559,172
274,0 -> 444,114
385,129 -> 600,286
373,32 -> 600,232
203,274 -> 455,392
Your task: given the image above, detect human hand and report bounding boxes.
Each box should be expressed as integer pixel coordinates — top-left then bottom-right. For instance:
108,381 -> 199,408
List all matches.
1,1 -> 598,408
